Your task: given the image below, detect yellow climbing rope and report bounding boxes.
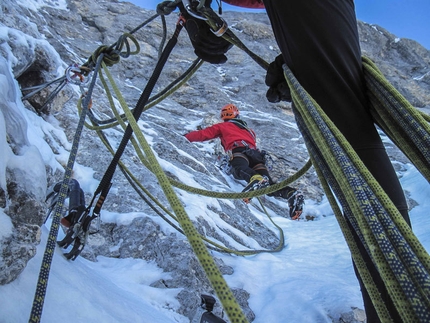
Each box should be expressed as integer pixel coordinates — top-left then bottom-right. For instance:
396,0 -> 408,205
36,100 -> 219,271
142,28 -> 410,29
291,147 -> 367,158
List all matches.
283,58 -> 430,323
100,59 -> 249,322
363,56 -> 430,182
88,65 -> 287,255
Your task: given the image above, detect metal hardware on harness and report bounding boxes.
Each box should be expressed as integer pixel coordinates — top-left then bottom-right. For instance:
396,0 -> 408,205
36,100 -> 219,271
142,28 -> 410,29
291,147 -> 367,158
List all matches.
65,63 -> 91,86
181,0 -> 228,36
177,13 -> 187,27
182,0 -> 207,20
210,16 -> 228,37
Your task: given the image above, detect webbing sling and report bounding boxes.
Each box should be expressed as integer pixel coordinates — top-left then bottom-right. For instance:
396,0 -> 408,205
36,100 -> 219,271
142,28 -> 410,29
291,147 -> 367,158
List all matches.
282,61 -> 430,323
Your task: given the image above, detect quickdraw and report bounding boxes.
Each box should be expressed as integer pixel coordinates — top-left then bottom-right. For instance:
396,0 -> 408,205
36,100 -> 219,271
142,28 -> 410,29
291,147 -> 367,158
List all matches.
65,63 -> 91,86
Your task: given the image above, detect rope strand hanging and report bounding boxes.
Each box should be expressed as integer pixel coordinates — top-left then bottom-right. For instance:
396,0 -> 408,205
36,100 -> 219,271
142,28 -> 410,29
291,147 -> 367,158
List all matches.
29,53 -> 104,323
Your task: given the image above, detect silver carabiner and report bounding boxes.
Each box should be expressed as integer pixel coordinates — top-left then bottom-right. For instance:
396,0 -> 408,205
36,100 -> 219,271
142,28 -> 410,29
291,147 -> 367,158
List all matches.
65,63 -> 91,86
181,0 -> 228,37
211,16 -> 228,37
182,0 -> 207,20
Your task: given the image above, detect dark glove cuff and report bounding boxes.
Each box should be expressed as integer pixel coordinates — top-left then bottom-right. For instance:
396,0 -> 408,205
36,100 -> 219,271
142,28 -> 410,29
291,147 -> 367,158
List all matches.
277,82 -> 292,102
265,54 -> 286,86
266,87 -> 281,103
194,49 -> 227,64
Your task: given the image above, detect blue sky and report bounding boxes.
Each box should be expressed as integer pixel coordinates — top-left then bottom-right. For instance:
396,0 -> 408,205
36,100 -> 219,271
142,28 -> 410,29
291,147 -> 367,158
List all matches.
128,0 -> 429,49
355,0 -> 429,49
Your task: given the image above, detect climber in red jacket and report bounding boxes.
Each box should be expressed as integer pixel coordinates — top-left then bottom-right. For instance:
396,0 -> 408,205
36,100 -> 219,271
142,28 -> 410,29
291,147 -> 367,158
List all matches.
185,103 -> 268,187
185,103 -> 303,218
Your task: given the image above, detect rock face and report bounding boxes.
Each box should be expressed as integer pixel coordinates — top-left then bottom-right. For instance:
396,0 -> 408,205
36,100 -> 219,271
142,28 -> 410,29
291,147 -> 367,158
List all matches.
0,0 -> 429,320
358,21 -> 430,109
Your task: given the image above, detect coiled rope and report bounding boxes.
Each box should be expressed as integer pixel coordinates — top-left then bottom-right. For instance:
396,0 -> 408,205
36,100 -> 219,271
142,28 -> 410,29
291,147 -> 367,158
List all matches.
282,58 -> 430,322
363,56 -> 430,182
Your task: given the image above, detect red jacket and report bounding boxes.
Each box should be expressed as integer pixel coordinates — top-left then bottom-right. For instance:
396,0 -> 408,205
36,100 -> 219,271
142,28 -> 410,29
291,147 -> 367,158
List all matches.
222,0 -> 264,9
185,120 -> 256,151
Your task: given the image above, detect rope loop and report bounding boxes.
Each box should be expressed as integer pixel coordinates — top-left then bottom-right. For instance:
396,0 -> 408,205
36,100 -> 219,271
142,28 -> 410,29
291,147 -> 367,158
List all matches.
84,33 -> 140,68
84,45 -> 120,68
114,33 -> 141,59
156,0 -> 179,15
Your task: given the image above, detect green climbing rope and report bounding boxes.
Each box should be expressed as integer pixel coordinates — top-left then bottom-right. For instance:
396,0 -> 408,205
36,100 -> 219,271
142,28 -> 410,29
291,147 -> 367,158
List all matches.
363,56 -> 430,182
108,59 -> 248,323
283,58 -> 430,323
94,63 -> 285,256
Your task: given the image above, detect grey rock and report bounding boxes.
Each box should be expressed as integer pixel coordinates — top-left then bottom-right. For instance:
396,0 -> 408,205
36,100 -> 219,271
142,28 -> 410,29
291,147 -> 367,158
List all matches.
0,223 -> 41,285
1,0 -> 429,322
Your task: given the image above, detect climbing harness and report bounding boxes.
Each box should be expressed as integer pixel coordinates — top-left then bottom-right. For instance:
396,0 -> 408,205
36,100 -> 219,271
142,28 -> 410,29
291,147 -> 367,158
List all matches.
216,150 -> 272,175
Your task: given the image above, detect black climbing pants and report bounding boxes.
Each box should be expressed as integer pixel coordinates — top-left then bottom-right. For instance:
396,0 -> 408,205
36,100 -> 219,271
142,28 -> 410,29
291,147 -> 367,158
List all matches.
230,147 -> 270,183
262,1 -> 410,322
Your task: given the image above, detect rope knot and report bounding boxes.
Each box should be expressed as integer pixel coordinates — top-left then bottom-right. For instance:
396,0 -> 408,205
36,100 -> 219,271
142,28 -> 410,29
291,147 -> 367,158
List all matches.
84,33 -> 140,68
83,45 -> 120,68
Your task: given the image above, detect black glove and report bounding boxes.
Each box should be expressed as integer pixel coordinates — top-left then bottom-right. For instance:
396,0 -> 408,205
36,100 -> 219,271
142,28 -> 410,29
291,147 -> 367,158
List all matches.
265,54 -> 292,103
156,1 -> 177,15
179,2 -> 232,64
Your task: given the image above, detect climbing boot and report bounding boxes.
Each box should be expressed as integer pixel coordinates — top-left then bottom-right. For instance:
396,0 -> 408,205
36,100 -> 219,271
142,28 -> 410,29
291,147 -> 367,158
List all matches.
60,205 -> 86,228
242,174 -> 269,204
288,190 -> 305,220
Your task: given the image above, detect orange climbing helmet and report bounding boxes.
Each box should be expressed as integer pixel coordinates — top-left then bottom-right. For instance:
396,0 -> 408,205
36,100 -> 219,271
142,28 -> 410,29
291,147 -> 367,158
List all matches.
220,104 -> 239,120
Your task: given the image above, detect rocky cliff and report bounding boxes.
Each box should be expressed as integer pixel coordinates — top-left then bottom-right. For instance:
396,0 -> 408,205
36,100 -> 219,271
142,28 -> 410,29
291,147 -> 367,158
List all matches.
1,0 -> 429,321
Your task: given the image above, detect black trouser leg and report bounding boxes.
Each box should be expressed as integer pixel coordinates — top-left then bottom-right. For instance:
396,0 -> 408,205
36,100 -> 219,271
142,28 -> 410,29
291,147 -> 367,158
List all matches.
263,0 -> 410,320
230,154 -> 257,182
